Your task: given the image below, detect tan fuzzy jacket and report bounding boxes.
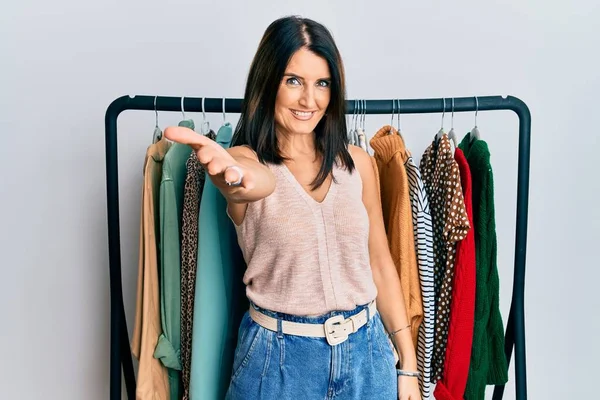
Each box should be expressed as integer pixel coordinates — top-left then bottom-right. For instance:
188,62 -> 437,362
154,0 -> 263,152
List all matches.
131,137 -> 171,400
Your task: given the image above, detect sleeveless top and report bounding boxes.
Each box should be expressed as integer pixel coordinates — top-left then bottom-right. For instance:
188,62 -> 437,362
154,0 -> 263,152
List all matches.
231,159 -> 378,316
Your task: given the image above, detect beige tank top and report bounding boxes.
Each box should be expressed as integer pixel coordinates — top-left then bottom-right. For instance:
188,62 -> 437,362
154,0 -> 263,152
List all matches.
231,159 -> 378,316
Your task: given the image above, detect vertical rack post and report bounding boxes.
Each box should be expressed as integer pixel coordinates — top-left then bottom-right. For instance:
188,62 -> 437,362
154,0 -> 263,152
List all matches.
105,101 -> 137,399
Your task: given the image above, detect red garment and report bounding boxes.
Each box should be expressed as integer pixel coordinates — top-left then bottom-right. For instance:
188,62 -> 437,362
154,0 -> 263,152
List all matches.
434,148 -> 476,400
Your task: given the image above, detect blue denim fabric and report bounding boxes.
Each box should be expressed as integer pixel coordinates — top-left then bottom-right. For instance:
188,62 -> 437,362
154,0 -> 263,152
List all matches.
225,302 -> 398,399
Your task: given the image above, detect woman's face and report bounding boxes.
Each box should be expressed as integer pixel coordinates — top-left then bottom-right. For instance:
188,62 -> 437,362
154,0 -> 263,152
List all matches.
274,47 -> 331,137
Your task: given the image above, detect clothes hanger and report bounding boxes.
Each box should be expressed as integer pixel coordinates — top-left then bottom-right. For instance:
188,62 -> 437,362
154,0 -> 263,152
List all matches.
470,96 -> 481,142
435,98 -> 446,141
388,99 -> 401,135
152,96 -> 162,143
389,99 -> 396,134
178,96 -> 196,131
350,100 -> 360,146
353,100 -> 360,145
214,97 -> 234,144
221,97 -> 231,128
447,97 -> 459,154
201,97 -> 211,135
347,99 -> 355,144
396,99 -> 403,137
345,101 -> 351,143
358,99 -> 368,151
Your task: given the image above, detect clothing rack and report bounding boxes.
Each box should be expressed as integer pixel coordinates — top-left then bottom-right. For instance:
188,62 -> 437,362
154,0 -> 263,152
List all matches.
104,94 -> 531,400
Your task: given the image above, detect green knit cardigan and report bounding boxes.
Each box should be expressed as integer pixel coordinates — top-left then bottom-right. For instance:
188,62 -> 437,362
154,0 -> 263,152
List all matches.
459,133 -> 509,399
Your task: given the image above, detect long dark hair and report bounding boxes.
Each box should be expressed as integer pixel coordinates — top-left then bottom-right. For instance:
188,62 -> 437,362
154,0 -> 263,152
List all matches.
232,15 -> 354,189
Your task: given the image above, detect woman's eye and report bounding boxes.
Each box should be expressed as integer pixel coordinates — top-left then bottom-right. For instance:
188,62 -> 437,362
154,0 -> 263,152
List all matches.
317,80 -> 330,88
286,77 -> 300,85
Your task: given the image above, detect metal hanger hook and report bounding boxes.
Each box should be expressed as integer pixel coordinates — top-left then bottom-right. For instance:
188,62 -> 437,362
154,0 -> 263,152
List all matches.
451,98 -> 455,130
397,99 -> 401,132
222,98 -> 227,124
359,99 -> 363,128
355,99 -> 360,130
201,97 -> 210,134
390,99 -> 396,129
354,99 -> 360,130
360,99 -> 367,129
181,96 -> 186,120
350,100 -> 354,131
361,99 -> 366,129
441,98 -> 446,129
475,96 -> 479,127
154,96 -> 159,128
353,99 -> 358,130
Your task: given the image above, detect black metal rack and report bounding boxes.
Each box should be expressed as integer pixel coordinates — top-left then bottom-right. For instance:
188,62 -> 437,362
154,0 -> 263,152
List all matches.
104,94 -> 531,400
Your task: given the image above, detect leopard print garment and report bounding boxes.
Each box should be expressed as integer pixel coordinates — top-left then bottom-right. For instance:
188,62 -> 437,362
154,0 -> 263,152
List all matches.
180,130 -> 216,400
420,133 -> 470,383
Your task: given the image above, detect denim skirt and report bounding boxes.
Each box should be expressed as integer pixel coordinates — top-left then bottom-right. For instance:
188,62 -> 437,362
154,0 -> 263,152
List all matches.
225,302 -> 398,399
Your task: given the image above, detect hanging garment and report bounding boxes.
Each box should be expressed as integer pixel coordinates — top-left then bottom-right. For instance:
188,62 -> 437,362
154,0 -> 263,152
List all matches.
153,119 -> 195,400
370,156 -> 381,199
369,126 -> 423,347
357,127 -> 368,151
131,136 -> 172,400
458,134 -> 508,399
404,151 -> 435,400
180,130 -> 216,400
369,154 -> 401,367
420,133 -> 470,383
433,147 -> 476,400
189,123 -> 248,400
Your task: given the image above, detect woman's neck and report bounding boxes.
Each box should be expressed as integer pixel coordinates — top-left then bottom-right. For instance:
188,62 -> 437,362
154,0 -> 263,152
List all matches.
277,130 -> 317,160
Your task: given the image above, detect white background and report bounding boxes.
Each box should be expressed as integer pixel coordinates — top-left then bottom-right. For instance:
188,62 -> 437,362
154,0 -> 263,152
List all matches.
1,0 -> 598,399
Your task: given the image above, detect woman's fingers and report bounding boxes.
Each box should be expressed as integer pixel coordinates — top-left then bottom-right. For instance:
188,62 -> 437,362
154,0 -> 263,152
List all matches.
205,157 -> 228,177
197,145 -> 243,185
223,166 -> 242,185
224,166 -> 254,190
164,126 -> 214,150
164,124 -> 251,189
196,146 -> 216,166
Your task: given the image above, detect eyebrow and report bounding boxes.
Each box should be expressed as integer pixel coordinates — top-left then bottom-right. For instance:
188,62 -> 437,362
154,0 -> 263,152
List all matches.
284,72 -> 331,81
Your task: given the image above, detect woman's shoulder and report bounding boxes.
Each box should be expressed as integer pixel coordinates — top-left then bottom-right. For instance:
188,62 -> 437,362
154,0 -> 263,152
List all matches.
347,144 -> 372,172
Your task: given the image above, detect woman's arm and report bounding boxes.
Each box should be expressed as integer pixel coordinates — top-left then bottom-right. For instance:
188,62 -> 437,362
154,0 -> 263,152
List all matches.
349,145 -> 417,370
163,126 -> 275,224
224,145 -> 275,224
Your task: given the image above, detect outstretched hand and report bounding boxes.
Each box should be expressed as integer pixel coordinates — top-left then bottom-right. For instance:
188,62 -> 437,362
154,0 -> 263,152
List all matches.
164,126 -> 254,190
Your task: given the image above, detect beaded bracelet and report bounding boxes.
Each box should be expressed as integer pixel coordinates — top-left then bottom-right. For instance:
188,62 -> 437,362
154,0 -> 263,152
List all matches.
396,369 -> 420,378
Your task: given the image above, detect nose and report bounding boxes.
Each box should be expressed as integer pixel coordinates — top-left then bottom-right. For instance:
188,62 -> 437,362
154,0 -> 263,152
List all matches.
298,85 -> 317,109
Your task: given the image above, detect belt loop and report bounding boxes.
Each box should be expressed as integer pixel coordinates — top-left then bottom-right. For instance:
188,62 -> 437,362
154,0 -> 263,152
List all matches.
276,318 -> 284,339
366,302 -> 372,327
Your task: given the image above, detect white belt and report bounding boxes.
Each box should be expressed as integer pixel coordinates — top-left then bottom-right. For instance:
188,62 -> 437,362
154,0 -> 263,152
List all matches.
248,301 -> 377,346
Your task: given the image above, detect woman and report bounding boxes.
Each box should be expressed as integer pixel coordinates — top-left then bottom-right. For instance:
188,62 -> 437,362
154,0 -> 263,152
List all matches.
165,15 -> 421,400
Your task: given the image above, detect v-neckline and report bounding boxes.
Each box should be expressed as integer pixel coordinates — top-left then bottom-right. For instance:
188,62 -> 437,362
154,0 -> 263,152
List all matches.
280,162 -> 336,206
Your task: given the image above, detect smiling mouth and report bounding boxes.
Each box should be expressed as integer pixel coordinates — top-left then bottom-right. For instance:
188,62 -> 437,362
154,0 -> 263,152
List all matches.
290,109 -> 316,120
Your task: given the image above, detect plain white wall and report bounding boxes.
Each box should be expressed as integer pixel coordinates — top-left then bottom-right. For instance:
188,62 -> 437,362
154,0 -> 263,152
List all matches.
1,0 -> 598,398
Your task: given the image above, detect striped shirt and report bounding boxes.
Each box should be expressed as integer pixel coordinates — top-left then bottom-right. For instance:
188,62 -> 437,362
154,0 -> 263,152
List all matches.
405,153 -> 435,399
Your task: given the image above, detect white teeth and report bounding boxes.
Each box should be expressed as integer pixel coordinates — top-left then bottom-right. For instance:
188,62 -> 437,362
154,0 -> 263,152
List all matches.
292,110 -> 313,116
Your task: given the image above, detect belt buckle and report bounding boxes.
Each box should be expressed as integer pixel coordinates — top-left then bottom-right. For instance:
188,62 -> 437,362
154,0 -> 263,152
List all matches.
324,315 -> 348,346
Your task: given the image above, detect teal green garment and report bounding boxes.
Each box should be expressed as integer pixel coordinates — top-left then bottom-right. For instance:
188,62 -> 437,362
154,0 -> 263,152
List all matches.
189,123 -> 248,400
154,119 -> 194,400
